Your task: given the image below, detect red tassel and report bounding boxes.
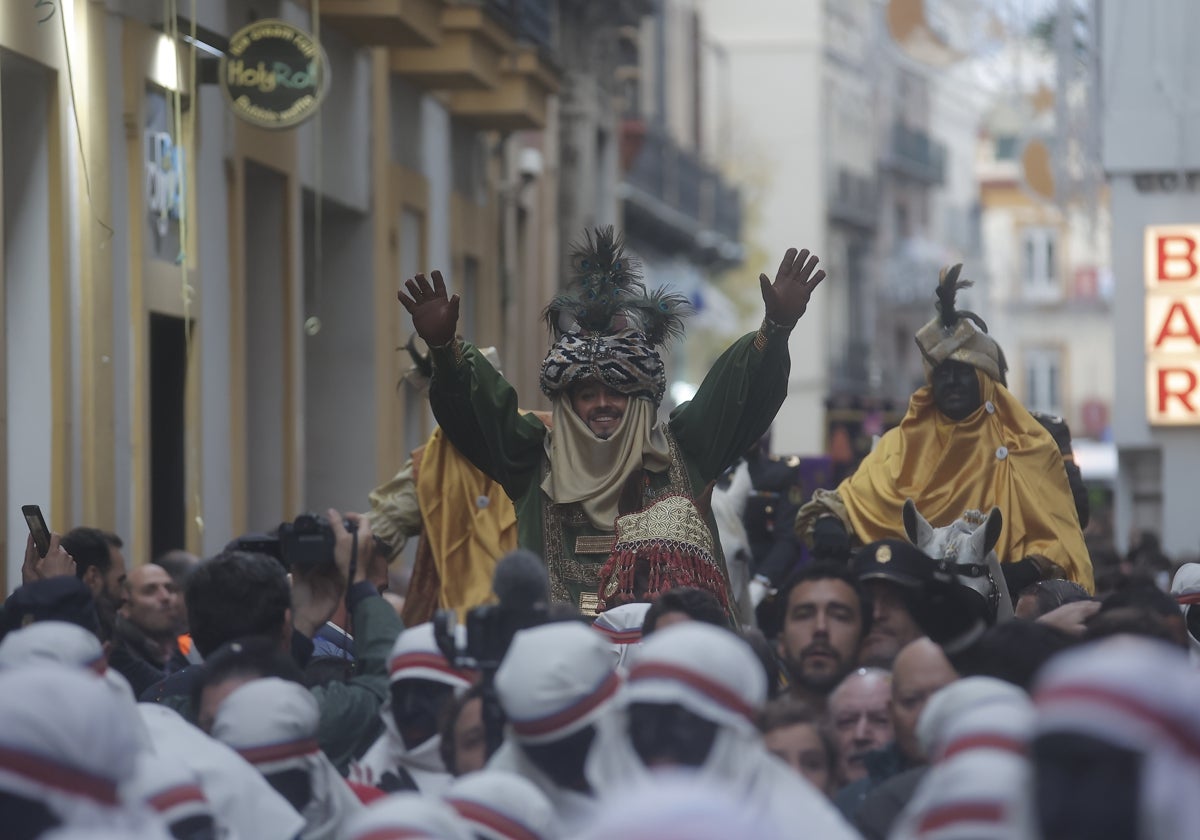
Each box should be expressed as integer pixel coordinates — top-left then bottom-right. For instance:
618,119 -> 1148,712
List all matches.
598,542 -> 728,611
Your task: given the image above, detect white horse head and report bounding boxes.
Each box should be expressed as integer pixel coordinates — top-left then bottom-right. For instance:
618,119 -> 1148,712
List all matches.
902,499 -> 1014,623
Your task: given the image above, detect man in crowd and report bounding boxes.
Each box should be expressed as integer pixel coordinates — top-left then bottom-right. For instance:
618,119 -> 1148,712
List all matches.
213,677 -> 364,839
758,698 -> 837,797
641,586 -> 728,637
350,623 -> 474,794
796,264 -> 1092,590
827,667 -> 893,791
400,230 -> 826,614
839,638 -> 959,833
62,526 -> 127,636
439,684 -> 487,777
1033,637 -> 1200,840
155,549 -> 200,585
774,563 -> 867,712
489,622 -> 622,824
108,563 -> 189,697
851,540 -> 929,668
142,510 -> 402,773
586,622 -> 859,838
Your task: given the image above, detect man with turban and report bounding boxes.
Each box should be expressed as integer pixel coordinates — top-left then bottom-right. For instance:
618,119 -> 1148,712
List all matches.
796,264 -> 1092,591
400,230 -> 826,614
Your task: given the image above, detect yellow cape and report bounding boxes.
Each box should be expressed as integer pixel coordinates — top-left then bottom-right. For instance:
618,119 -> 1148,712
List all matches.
839,372 -> 1094,592
415,426 -> 519,614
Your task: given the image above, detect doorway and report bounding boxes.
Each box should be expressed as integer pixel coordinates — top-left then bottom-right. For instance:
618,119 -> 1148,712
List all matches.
149,313 -> 188,557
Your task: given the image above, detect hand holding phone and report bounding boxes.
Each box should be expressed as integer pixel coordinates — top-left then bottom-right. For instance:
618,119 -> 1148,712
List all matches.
22,533 -> 75,582
22,505 -> 51,558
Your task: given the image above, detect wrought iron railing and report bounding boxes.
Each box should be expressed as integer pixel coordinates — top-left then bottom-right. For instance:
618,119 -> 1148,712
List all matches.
888,121 -> 946,184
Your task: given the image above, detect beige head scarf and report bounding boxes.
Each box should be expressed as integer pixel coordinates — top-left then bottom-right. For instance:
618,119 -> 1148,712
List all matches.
541,396 -> 670,531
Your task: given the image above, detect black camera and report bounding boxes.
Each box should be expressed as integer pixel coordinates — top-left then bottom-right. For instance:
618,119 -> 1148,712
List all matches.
433,600 -> 548,673
231,512 -> 356,573
432,550 -> 551,758
433,549 -> 550,671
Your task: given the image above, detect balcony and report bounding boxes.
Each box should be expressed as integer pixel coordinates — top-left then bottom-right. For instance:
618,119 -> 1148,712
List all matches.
322,0 -> 447,48
485,0 -> 554,53
449,44 -> 560,130
391,3 -> 515,90
886,122 -> 946,185
620,120 -> 743,266
828,168 -> 878,231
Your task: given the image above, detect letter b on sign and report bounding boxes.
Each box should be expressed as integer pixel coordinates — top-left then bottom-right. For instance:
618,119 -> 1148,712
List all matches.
1147,226 -> 1200,289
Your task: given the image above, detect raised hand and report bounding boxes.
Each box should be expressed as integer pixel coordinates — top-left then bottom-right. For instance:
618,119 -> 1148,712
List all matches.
759,248 -> 826,327
21,532 -> 75,585
398,270 -> 460,347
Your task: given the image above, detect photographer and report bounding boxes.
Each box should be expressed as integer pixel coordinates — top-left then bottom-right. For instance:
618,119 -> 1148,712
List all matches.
142,509 -> 404,773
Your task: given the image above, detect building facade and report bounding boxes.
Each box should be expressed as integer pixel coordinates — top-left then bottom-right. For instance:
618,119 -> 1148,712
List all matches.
0,0 -> 564,588
1102,0 -> 1200,558
0,0 -> 755,591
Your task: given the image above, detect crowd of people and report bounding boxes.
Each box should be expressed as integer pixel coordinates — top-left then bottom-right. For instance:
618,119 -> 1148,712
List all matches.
3,232 -> 1199,840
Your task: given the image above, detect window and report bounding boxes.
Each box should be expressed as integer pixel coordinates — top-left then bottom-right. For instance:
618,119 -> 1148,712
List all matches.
460,256 -> 480,343
1021,226 -> 1060,300
1025,346 -> 1063,416
994,135 -> 1018,160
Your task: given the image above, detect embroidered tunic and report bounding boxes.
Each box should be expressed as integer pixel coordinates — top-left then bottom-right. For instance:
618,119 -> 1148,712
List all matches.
428,331 -> 791,614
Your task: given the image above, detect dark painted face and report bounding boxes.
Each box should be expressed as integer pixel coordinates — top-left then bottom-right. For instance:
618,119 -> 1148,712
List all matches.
628,702 -> 719,769
1033,732 -> 1140,840
930,360 -> 982,421
391,678 -> 455,750
522,724 -> 596,793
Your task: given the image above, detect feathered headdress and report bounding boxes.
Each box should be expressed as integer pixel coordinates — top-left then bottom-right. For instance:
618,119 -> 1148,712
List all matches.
540,227 -> 693,405
915,264 -> 1008,385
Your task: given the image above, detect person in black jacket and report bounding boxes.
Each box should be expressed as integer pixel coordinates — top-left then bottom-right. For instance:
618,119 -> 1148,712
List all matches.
107,563 -> 189,697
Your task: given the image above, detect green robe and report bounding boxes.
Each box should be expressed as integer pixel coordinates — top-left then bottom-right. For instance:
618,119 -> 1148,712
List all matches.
429,330 -> 791,614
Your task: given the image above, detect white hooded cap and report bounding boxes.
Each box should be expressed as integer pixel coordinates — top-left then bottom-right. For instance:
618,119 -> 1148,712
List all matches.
445,770 -> 557,840
586,623 -> 859,840
349,623 -> 473,794
0,620 -> 106,672
915,676 -> 1029,760
495,622 -> 621,744
0,663 -> 163,835
343,793 -> 473,840
212,677 -> 362,840
138,702 -> 305,840
578,771 -> 788,840
592,603 -> 651,670
388,622 -> 474,688
893,677 -> 1036,839
123,751 -> 214,832
1171,563 -> 1200,666
1033,637 -> 1200,839
623,621 -> 764,734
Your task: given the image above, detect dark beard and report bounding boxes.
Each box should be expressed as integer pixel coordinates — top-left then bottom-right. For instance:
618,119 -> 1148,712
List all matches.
784,654 -> 852,696
94,594 -> 120,643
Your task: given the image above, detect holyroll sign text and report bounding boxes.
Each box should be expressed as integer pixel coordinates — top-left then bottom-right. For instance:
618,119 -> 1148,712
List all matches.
220,19 -> 328,129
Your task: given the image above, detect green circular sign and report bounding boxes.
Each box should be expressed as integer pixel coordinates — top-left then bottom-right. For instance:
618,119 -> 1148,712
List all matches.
220,19 -> 329,130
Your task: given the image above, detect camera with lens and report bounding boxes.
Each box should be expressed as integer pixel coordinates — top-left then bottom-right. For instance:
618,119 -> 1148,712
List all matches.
433,549 -> 551,671
430,551 -> 551,759
433,600 -> 548,673
231,512 -> 356,573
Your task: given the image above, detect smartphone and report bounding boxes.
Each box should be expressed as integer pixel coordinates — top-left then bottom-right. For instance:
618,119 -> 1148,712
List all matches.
22,505 -> 51,558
